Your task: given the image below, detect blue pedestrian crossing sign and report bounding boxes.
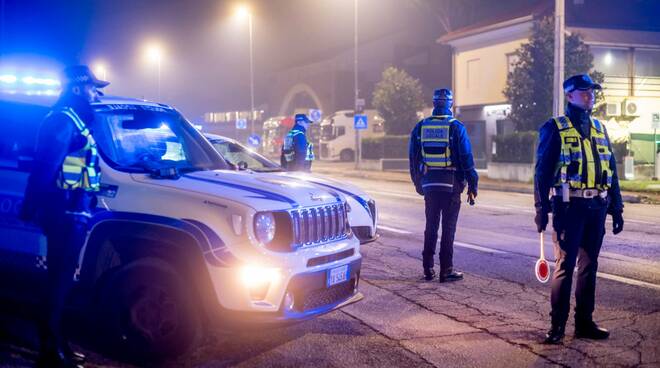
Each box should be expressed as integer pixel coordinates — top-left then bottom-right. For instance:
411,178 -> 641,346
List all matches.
354,115 -> 368,130
236,118 -> 247,130
309,109 -> 322,122
247,134 -> 261,147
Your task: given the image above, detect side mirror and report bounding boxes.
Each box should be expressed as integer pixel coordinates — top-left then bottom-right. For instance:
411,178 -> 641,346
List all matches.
237,161 -> 248,170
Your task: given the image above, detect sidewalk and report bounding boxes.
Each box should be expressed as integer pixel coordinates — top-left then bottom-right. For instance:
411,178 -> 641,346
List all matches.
312,161 -> 658,204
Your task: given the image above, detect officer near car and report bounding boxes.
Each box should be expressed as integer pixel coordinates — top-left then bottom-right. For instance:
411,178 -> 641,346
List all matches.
20,65 -> 108,367
409,88 -> 478,283
534,74 -> 624,344
281,113 -> 314,172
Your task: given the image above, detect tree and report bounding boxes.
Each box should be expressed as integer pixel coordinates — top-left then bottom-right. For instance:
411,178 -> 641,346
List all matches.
503,16 -> 604,132
372,67 -> 425,135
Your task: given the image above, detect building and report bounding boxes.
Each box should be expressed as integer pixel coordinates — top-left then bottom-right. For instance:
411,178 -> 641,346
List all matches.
438,1 -> 660,172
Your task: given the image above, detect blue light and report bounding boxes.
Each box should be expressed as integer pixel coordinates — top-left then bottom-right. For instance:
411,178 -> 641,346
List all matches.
21,76 -> 60,86
0,75 -> 17,84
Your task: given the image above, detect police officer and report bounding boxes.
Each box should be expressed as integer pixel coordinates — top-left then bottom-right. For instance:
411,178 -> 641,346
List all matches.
534,74 -> 624,344
20,65 -> 107,367
409,88 -> 478,282
281,113 -> 314,171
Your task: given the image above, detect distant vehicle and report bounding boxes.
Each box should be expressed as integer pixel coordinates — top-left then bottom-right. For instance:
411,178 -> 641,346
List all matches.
205,133 -> 378,244
0,97 -> 363,361
319,110 -> 385,162
262,116 -> 293,158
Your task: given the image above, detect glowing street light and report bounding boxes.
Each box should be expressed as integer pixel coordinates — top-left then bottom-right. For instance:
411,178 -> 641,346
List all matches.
234,4 -> 255,135
93,62 -> 108,81
144,42 -> 165,100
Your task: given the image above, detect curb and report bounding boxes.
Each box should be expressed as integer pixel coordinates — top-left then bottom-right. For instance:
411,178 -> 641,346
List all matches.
313,168 -> 644,204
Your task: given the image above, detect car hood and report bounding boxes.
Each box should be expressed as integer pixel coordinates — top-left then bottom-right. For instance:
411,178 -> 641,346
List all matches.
130,169 -> 344,211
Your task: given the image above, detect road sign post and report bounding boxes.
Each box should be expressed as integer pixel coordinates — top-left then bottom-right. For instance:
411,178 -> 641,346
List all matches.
309,109 -> 322,122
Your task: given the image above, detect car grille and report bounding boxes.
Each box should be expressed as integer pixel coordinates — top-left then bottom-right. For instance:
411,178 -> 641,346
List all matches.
289,203 -> 349,248
307,248 -> 355,267
299,279 -> 356,311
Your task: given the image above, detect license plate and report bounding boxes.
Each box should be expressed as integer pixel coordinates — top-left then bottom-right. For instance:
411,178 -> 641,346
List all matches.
327,264 -> 349,287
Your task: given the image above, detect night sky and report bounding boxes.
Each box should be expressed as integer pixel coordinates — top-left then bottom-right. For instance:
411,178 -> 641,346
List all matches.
1,0 -> 658,120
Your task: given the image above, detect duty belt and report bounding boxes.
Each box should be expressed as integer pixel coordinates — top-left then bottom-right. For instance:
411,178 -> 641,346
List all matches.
552,188 -> 608,199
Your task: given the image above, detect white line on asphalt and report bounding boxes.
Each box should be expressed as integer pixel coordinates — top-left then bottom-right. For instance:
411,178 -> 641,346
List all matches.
379,223 -> 660,290
454,241 -> 507,254
378,225 -> 412,234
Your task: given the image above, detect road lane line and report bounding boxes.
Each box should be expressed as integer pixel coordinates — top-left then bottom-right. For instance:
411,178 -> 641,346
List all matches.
378,225 -> 413,234
454,241 -> 507,254
379,223 -> 660,290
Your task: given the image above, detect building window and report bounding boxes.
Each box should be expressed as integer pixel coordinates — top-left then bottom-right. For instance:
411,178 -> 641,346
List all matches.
506,53 -> 519,74
591,46 -> 630,77
467,58 -> 480,90
634,49 -> 660,77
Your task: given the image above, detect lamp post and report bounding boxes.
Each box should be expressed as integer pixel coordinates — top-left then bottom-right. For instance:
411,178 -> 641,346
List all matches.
354,0 -> 360,169
236,5 -> 255,136
94,63 -> 107,81
145,43 -> 164,100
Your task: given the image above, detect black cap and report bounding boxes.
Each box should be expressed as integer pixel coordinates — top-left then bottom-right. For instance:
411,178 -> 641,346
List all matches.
61,65 -> 110,88
433,88 -> 453,101
295,113 -> 312,124
563,74 -> 601,93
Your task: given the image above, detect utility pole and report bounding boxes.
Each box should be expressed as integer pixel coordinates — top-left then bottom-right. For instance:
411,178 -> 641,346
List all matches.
354,0 -> 360,169
552,0 -> 565,117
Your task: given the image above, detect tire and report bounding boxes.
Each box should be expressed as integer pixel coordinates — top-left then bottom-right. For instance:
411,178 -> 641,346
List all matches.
97,258 -> 201,362
339,149 -> 355,162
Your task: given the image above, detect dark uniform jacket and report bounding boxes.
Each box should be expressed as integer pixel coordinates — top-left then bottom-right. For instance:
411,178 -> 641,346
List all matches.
409,107 -> 479,194
534,103 -> 624,215
20,93 -> 97,225
280,123 -> 310,171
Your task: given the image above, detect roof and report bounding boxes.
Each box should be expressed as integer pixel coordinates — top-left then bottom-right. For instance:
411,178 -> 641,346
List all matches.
95,95 -> 173,109
569,26 -> 660,48
438,1 -> 551,44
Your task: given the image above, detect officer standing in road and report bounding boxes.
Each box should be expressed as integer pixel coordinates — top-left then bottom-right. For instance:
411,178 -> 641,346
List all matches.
409,88 -> 478,283
534,74 -> 624,344
281,113 -> 314,172
20,65 -> 108,367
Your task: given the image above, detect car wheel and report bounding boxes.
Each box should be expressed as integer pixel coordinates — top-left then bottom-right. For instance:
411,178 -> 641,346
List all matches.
97,258 -> 201,362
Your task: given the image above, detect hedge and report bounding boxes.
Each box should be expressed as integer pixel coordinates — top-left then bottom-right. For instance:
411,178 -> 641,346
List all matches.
492,131 -> 538,163
362,135 -> 409,159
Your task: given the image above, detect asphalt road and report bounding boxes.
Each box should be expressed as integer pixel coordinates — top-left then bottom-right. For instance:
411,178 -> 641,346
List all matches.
1,174 -> 659,367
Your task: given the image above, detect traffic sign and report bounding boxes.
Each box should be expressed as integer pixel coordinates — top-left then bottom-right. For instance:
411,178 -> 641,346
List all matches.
309,109 -> 322,122
236,118 -> 247,130
354,115 -> 368,130
247,134 -> 261,147
653,113 -> 660,129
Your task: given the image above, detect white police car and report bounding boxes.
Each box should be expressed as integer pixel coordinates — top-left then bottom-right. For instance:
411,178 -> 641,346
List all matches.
204,133 -> 378,243
0,97 -> 362,359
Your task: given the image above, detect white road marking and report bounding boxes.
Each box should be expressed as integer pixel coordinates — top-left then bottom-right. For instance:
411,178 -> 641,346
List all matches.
378,225 -> 412,234
379,223 -> 660,290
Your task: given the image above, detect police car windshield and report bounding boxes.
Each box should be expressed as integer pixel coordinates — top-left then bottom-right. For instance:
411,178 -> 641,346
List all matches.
91,104 -> 227,173
209,138 -> 283,172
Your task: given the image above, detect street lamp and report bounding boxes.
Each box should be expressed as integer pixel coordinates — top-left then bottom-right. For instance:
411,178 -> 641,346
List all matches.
144,43 -> 164,100
93,62 -> 107,81
235,4 -> 255,136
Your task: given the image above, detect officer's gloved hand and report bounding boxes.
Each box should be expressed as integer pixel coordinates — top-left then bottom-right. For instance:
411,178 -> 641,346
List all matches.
611,211 -> 624,234
535,210 -> 549,233
467,186 -> 477,205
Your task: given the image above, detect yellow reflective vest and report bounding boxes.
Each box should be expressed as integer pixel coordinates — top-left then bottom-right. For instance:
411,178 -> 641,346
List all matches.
55,107 -> 101,192
420,115 -> 455,168
553,116 -> 612,190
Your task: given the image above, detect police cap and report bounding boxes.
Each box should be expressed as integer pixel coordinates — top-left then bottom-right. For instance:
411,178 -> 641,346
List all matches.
61,65 -> 110,88
295,113 -> 312,124
563,74 -> 601,93
433,88 -> 453,101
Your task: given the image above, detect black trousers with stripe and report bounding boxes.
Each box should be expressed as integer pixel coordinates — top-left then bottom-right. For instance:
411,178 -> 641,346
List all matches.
422,190 -> 461,274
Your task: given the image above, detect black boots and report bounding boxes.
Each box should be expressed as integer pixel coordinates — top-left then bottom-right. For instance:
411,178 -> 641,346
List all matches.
421,268 -> 436,281
544,321 -> 609,344
575,321 -> 610,340
544,325 -> 565,344
439,270 -> 464,283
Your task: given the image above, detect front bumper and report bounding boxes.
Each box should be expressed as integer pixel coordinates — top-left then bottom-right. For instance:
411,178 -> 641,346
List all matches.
215,258 -> 362,327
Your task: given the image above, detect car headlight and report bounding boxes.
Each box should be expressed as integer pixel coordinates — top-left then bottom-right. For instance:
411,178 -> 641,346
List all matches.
254,212 -> 276,244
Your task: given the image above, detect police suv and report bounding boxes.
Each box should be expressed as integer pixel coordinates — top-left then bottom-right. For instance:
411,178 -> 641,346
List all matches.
0,97 -> 363,359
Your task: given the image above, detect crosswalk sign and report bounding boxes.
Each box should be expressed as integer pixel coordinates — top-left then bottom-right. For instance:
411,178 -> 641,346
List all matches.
354,115 -> 368,130
236,118 -> 247,130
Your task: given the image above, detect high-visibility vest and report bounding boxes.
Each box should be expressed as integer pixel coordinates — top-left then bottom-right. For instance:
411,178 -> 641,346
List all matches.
420,115 -> 456,168
282,129 -> 306,163
55,107 -> 101,192
553,115 -> 613,190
